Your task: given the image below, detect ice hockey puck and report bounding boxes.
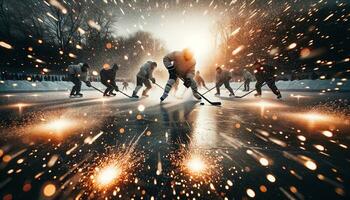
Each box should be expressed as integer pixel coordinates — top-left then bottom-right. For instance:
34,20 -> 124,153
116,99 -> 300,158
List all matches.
200,102 -> 205,105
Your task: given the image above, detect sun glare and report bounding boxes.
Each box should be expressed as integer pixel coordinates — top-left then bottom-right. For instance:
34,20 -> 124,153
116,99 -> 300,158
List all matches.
152,14 -> 216,69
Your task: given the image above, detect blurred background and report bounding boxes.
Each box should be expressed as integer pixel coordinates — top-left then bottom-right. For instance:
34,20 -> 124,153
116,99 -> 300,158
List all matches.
0,0 -> 349,82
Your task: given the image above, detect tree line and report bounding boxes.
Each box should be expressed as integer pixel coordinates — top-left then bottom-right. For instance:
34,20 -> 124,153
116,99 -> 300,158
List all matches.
0,0 -> 166,78
210,2 -> 349,79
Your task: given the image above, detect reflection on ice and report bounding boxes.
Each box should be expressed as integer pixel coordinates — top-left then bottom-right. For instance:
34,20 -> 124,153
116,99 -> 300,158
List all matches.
192,107 -> 218,147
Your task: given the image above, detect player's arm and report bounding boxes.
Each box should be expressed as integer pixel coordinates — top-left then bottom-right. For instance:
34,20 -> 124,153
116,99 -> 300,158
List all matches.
163,52 -> 175,70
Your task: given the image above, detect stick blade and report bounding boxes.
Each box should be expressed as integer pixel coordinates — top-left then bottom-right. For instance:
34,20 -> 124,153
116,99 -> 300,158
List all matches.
210,102 -> 222,106
118,91 -> 132,98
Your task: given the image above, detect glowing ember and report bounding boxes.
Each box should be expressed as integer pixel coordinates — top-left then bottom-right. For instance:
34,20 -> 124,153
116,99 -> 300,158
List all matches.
304,160 -> 317,170
0,41 -> 13,49
137,105 -> 145,112
259,157 -> 269,166
68,53 -> 76,58
246,188 -> 256,198
297,135 -> 306,141
232,45 -> 244,55
266,174 -> 276,183
92,70 -> 99,76
172,150 -> 221,183
43,119 -> 75,133
322,130 -> 333,137
288,42 -> 297,49
27,117 -> 82,140
186,156 -> 206,173
314,145 -> 325,151
227,180 -> 233,186
96,165 -> 121,186
42,183 -> 56,197
284,111 -> 346,127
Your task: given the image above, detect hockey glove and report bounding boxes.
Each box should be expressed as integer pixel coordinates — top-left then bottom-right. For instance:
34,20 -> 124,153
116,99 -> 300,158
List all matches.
150,78 -> 156,84
85,81 -> 92,87
114,85 -> 119,92
183,78 -> 192,88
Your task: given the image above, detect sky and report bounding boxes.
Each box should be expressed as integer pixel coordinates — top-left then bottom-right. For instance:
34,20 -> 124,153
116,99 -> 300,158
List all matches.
114,6 -> 220,68
110,0 -> 344,69
1,0 -> 348,75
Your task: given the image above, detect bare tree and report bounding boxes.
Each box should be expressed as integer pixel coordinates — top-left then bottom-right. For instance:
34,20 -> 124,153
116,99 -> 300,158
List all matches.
82,1 -> 117,50
0,0 -> 12,38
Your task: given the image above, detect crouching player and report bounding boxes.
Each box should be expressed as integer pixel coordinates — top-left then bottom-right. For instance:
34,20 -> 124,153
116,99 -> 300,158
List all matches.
131,61 -> 157,98
160,48 -> 201,102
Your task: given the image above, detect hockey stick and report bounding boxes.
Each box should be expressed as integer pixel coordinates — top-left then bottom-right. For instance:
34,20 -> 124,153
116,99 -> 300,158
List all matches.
154,82 -> 179,98
107,82 -> 132,98
153,82 -> 164,90
92,83 -> 132,98
202,86 -> 216,95
180,78 -> 221,106
90,85 -> 104,94
234,82 -> 244,93
235,83 -> 267,98
118,89 -> 132,98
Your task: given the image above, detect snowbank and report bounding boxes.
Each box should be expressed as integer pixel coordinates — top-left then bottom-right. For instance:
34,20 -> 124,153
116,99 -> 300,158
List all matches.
0,79 -> 349,92
237,79 -> 349,92
0,80 -> 134,93
207,79 -> 350,92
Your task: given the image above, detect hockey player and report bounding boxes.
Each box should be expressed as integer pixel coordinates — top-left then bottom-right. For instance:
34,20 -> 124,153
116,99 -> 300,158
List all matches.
215,67 -> 235,96
100,64 -> 119,97
194,70 -> 208,90
160,48 -> 201,102
122,81 -> 129,91
131,61 -> 157,98
242,69 -> 254,91
253,61 -> 282,99
68,63 -> 91,98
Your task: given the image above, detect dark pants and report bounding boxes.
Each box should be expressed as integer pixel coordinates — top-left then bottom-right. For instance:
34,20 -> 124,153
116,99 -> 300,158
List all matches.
216,80 -> 234,94
136,76 -> 152,88
244,79 -> 251,91
134,76 -> 152,95
70,75 -> 81,95
255,78 -> 280,96
102,81 -> 117,95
